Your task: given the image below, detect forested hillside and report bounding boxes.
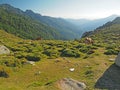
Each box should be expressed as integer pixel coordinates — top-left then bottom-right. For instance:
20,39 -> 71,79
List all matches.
0,4 -> 83,40
25,10 -> 81,39
0,4 -> 62,40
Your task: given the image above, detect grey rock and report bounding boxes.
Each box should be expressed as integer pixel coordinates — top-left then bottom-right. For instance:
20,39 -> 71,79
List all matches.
0,45 -> 10,54
55,59 -> 61,63
109,58 -> 115,62
35,71 -> 41,75
69,68 -> 75,72
115,52 -> 120,67
26,61 -> 35,65
58,78 -> 86,90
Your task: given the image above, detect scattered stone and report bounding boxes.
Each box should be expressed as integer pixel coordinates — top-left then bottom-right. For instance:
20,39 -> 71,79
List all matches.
109,58 -> 115,62
66,60 -> 71,63
58,78 -> 86,90
85,65 -> 90,68
63,57 -> 66,60
115,52 -> 120,67
0,45 -> 10,54
26,61 -> 35,66
69,68 -> 75,72
55,60 -> 61,63
35,71 -> 41,75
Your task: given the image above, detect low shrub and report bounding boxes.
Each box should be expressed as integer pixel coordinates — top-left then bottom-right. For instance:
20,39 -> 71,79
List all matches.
26,55 -> 40,61
85,70 -> 94,77
76,44 -> 84,49
43,49 -> 60,59
14,52 -> 27,59
0,66 -> 10,78
104,49 -> 119,55
61,49 -> 80,57
106,45 -> 116,49
3,59 -> 21,67
83,55 -> 90,59
80,47 -> 89,53
93,43 -> 103,47
85,70 -> 93,75
87,50 -> 95,54
87,45 -> 98,49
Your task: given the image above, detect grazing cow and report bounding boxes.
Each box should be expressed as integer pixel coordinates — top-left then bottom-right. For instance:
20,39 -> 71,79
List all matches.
85,37 -> 94,44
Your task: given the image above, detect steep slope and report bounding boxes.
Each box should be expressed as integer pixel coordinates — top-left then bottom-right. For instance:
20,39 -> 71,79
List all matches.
25,10 -> 81,39
82,17 -> 120,45
67,15 -> 118,33
0,4 -> 61,40
0,29 -> 23,47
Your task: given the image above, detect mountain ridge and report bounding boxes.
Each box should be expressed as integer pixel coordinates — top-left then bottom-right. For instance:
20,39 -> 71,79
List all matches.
82,17 -> 120,45
0,4 -> 62,40
25,9 -> 81,39
67,15 -> 118,32
0,4 -> 83,40
0,4 -> 119,40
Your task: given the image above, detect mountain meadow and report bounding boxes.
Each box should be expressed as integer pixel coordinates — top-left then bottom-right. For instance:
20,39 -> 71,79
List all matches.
0,4 -> 120,90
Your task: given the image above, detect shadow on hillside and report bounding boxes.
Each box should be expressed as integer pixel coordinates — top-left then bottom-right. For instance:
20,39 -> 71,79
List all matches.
95,64 -> 120,90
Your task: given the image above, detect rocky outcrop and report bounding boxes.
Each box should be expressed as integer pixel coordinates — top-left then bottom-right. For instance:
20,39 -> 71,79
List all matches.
58,78 -> 86,90
115,52 -> 120,67
0,45 -> 10,54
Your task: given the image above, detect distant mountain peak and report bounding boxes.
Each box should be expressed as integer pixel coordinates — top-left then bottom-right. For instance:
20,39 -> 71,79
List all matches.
25,9 -> 42,16
0,3 -> 12,7
0,3 -> 14,10
0,3 -> 18,10
109,14 -> 119,17
0,4 -> 24,15
26,10 -> 34,13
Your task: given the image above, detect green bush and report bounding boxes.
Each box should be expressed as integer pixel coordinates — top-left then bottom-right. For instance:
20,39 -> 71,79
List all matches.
80,47 -> 89,53
85,70 -> 94,75
86,45 -> 98,49
26,55 -> 40,61
76,44 -> 84,49
83,55 -> 90,59
3,59 -> 21,67
93,43 -> 103,47
61,49 -> 80,57
85,70 -> 94,78
106,45 -> 116,49
14,52 -> 26,59
43,49 -> 60,58
87,50 -> 95,54
104,49 -> 119,55
0,66 -> 10,78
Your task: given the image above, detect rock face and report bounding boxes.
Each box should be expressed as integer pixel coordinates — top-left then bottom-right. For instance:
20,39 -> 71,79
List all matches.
115,52 -> 120,67
0,45 -> 10,54
58,78 -> 86,90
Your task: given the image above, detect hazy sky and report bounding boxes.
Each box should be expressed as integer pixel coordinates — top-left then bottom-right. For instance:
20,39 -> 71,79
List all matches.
0,0 -> 120,19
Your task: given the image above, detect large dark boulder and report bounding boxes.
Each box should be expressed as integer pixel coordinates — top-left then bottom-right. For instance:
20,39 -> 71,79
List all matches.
115,52 -> 120,67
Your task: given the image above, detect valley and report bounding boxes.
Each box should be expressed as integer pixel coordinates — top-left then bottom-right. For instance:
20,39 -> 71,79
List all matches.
0,3 -> 120,90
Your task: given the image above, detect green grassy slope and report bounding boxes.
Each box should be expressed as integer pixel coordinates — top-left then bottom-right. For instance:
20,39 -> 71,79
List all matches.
82,17 -> 120,45
0,30 -> 22,45
0,30 -> 118,90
